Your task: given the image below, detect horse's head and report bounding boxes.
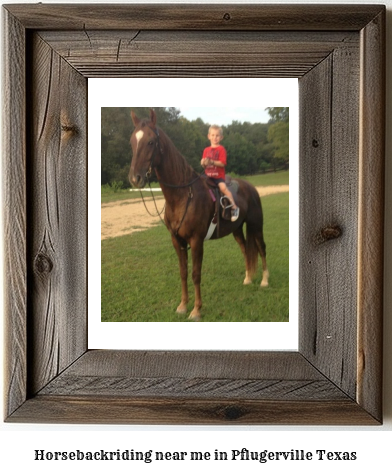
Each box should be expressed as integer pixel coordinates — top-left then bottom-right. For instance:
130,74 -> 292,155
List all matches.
129,109 -> 162,188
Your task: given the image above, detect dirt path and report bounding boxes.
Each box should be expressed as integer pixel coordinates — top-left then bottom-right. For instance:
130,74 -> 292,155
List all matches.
101,185 -> 289,240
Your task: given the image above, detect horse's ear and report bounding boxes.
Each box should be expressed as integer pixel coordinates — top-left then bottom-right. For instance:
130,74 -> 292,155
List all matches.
150,109 -> 157,127
131,111 -> 140,126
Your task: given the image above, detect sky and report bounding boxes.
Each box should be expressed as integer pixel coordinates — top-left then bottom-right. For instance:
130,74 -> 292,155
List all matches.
177,107 -> 271,126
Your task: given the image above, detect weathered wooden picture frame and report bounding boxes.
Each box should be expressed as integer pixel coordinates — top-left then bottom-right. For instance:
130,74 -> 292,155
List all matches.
3,4 -> 385,424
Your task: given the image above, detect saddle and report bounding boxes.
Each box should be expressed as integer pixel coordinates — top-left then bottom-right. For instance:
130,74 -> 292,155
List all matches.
203,175 -> 239,241
205,175 -> 239,221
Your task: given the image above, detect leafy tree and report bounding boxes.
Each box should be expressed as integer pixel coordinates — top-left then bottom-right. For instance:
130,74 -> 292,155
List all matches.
224,131 -> 257,175
266,107 -> 290,171
101,106 -> 290,185
268,121 -> 289,170
265,107 -> 289,123
101,107 -> 133,185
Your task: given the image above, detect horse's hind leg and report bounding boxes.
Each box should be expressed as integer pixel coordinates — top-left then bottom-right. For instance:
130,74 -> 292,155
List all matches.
233,226 -> 253,285
256,233 -> 269,288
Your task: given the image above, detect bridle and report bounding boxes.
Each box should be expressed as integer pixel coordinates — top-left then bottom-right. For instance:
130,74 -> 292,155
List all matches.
144,124 -> 161,181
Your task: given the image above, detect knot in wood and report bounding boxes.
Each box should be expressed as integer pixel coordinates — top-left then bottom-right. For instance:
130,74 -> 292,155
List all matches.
223,405 -> 244,420
61,124 -> 77,133
315,225 -> 342,245
223,12 -> 231,21
312,139 -> 319,148
34,252 -> 53,274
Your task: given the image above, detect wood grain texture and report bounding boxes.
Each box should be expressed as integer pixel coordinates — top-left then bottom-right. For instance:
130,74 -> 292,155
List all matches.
38,30 -> 358,78
53,351 -> 327,379
2,4 -> 385,425
27,33 -> 87,395
10,396 -> 377,425
2,9 -> 27,419
39,351 -> 347,401
357,9 -> 385,422
299,41 -> 360,399
4,4 -> 384,31
8,351 -> 379,424
39,377 -> 346,401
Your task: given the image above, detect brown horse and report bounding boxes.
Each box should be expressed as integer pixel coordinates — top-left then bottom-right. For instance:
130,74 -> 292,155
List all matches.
129,109 -> 269,321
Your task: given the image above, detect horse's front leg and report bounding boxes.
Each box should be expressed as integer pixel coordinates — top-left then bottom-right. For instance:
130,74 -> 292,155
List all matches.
171,235 -> 189,314
188,237 -> 204,322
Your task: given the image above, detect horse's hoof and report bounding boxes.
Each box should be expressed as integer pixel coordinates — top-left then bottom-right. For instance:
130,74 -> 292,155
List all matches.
260,271 -> 269,288
188,314 -> 201,322
176,305 -> 187,314
243,278 -> 252,285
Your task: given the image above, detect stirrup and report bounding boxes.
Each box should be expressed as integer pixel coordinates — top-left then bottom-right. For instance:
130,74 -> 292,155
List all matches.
220,196 -> 233,208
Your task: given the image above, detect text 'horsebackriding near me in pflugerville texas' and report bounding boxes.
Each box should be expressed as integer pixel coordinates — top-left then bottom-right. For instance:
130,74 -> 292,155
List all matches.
129,109 -> 269,321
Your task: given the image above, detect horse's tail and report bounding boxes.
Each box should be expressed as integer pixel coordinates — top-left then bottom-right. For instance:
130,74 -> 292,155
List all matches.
244,184 -> 267,280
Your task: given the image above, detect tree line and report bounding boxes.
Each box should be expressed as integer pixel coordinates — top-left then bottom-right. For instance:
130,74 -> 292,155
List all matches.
101,107 -> 289,187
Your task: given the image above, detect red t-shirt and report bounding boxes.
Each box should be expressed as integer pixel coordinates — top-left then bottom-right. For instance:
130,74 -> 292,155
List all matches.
202,145 -> 227,180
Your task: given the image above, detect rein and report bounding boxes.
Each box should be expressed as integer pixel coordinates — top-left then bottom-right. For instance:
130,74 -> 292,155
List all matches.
140,124 -> 197,250
140,173 -> 191,251
139,182 -> 165,219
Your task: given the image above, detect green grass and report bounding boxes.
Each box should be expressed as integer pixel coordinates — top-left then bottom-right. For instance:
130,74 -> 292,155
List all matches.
101,192 -> 289,322
245,170 -> 289,187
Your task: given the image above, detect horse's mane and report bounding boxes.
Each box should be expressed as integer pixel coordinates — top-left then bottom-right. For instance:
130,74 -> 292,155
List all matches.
144,119 -> 196,183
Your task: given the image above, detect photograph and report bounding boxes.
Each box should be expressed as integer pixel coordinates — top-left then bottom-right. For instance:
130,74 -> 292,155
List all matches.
101,106 -> 290,323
